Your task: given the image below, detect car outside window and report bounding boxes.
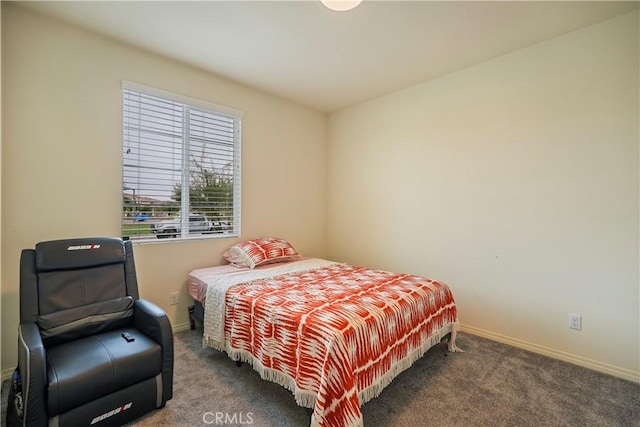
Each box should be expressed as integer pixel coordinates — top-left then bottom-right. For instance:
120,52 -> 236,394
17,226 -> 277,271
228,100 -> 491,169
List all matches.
122,82 -> 242,242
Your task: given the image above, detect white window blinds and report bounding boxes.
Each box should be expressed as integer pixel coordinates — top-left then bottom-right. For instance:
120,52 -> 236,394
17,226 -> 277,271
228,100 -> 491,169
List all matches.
122,82 -> 241,241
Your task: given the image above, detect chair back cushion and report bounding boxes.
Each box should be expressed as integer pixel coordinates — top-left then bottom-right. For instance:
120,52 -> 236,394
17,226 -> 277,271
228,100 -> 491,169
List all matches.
38,297 -> 134,343
21,237 -> 139,345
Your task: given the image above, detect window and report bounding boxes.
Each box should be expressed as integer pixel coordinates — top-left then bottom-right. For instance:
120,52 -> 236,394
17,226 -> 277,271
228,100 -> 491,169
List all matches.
122,82 -> 241,242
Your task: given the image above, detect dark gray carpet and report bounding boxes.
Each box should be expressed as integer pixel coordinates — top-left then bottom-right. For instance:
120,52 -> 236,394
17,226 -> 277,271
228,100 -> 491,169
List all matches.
2,329 -> 639,426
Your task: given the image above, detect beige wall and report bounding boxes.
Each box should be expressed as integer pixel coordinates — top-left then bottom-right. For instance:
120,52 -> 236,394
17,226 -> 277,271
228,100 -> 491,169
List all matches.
1,4 -> 327,376
2,3 -> 638,384
327,11 -> 639,381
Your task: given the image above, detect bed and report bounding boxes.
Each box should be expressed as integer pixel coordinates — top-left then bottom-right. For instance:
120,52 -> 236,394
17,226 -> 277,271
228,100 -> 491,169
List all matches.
187,238 -> 461,427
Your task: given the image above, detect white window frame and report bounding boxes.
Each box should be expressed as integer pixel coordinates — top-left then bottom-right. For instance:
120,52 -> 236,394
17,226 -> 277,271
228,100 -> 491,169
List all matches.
122,81 -> 242,243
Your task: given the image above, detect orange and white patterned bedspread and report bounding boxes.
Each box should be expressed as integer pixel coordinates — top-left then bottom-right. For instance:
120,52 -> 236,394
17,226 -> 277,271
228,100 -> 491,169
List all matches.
202,262 -> 458,427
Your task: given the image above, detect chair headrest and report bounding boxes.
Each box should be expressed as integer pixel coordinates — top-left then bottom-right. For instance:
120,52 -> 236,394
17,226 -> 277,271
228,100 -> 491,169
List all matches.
35,237 -> 125,272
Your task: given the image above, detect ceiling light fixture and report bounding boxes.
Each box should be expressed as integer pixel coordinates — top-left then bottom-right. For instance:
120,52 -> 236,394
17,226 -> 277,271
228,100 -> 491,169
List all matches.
320,0 -> 363,12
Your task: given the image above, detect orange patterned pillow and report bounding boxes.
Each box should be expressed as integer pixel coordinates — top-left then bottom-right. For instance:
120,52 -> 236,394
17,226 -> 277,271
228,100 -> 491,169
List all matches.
223,237 -> 300,269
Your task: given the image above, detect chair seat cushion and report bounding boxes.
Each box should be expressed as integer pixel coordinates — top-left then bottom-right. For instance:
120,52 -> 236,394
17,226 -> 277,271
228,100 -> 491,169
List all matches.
46,327 -> 162,416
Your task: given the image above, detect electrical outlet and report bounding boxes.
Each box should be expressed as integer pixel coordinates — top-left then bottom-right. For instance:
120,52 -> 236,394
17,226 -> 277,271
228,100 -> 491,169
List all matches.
170,292 -> 179,305
569,314 -> 582,330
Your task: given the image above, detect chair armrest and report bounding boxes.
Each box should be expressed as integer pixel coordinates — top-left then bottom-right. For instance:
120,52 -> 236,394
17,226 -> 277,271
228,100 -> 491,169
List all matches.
133,299 -> 174,403
18,323 -> 48,427
133,299 -> 173,347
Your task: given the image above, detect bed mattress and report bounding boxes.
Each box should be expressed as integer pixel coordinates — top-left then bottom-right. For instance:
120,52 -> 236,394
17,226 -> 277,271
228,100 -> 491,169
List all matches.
188,258 -> 460,427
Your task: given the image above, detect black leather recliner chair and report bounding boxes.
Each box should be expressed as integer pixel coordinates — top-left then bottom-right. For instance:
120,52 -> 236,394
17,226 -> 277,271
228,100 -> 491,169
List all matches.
15,237 -> 173,426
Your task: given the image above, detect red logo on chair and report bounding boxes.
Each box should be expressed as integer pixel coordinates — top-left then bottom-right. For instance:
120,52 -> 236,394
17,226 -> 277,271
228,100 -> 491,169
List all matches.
67,244 -> 101,251
90,402 -> 132,424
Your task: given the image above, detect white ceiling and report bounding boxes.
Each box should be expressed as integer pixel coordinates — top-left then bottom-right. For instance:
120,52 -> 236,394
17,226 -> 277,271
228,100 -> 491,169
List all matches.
17,1 -> 639,112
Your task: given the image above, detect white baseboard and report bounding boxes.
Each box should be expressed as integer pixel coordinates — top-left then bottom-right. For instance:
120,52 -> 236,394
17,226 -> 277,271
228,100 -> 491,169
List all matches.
2,368 -> 15,383
460,324 -> 640,384
172,321 -> 193,333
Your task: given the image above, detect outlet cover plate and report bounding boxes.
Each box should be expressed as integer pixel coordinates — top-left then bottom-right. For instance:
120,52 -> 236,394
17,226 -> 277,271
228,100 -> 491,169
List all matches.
569,314 -> 582,330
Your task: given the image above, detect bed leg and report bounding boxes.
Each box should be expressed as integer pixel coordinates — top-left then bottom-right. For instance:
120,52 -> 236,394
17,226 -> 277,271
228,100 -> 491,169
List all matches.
188,305 -> 196,330
442,332 -> 451,357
